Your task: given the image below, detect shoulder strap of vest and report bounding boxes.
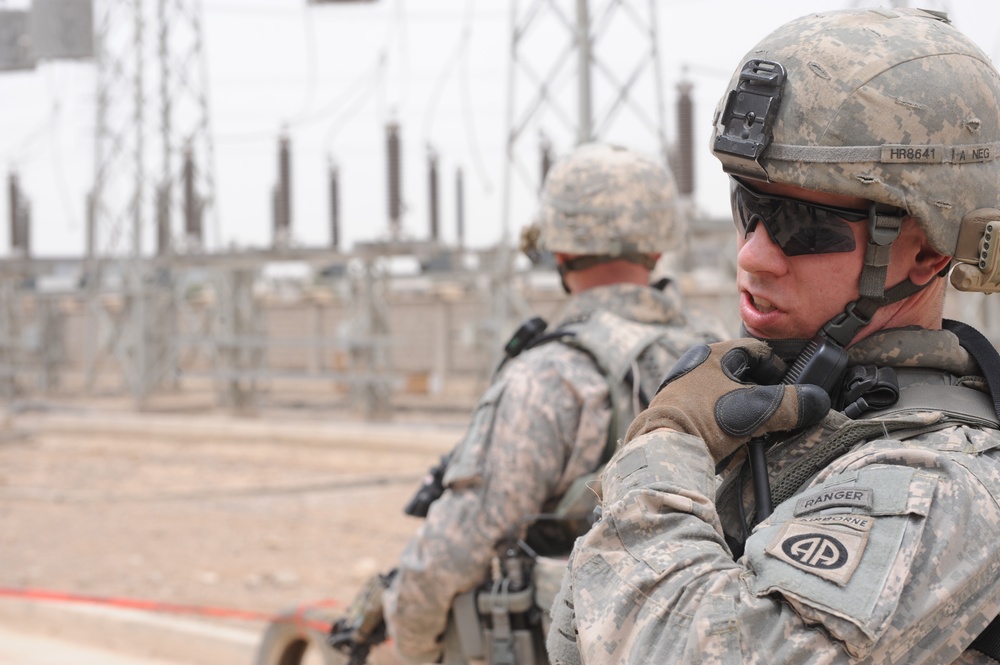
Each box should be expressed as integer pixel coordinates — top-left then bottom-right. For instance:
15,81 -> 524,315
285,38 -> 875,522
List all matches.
503,310 -> 683,464
972,614 -> 1000,661
943,319 -> 1000,420
559,310 -> 674,463
492,316 -> 578,377
559,310 -> 668,383
941,319 -> 1000,661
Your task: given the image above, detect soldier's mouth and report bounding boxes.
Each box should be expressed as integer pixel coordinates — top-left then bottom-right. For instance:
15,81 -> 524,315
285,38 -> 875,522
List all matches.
752,295 -> 777,314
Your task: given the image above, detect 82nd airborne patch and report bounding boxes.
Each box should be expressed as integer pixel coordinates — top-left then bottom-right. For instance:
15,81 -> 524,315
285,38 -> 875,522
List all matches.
765,514 -> 874,586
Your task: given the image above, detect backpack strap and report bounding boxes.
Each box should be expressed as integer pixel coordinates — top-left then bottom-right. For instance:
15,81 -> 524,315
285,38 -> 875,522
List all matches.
943,319 -> 1000,419
971,615 -> 1000,661
496,311 -> 663,465
531,311 -> 679,548
941,320 -> 1000,661
559,310 -> 674,462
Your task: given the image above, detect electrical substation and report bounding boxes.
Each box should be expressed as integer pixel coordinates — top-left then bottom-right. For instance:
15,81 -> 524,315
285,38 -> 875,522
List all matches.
1,0 -> 996,422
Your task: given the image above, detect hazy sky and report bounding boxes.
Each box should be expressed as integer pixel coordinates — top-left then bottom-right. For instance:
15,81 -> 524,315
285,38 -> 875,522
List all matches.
1,0 -> 997,258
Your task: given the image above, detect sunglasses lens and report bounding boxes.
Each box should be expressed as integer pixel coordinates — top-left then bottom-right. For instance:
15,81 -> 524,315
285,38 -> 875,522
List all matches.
732,183 -> 860,256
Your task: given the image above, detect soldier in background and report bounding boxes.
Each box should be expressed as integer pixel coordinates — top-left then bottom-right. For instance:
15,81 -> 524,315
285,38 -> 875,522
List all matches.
381,142 -> 728,664
548,9 -> 1000,665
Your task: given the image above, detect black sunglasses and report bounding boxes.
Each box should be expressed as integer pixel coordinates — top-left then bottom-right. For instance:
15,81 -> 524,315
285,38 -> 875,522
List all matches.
730,178 -> 871,256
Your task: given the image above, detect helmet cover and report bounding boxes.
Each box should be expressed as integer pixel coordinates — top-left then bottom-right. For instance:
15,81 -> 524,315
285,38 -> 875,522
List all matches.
533,142 -> 683,257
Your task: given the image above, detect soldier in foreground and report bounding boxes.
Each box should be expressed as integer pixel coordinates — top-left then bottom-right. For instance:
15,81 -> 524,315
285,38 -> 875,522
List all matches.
548,9 -> 1000,665
378,143 -> 727,664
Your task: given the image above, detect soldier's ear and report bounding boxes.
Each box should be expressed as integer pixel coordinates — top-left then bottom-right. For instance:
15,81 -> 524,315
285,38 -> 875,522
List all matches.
892,218 -> 950,287
911,249 -> 951,286
907,224 -> 951,286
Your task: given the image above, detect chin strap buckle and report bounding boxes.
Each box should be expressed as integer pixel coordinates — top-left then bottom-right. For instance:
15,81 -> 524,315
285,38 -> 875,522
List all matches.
821,301 -> 871,347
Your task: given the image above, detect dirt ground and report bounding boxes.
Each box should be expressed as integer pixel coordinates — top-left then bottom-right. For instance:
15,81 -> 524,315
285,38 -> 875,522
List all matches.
0,394 -> 468,649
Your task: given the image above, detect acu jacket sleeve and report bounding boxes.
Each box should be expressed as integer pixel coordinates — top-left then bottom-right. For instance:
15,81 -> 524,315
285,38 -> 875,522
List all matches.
551,423 -> 1000,665
384,353 -> 611,663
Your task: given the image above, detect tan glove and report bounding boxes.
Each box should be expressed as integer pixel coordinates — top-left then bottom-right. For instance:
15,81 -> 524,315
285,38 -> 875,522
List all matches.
626,339 -> 830,464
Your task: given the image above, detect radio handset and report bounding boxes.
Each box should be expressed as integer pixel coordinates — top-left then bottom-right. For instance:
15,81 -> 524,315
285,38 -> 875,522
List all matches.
748,334 -> 848,522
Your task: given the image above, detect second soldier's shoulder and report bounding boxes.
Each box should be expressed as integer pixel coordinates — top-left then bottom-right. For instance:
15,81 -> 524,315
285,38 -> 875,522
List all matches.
516,335 -> 604,370
501,335 -> 607,387
599,284 -> 730,344
638,311 -> 730,354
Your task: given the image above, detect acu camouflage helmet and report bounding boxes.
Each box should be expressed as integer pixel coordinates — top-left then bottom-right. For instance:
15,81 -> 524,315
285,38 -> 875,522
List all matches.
530,142 -> 683,259
711,8 -> 1000,294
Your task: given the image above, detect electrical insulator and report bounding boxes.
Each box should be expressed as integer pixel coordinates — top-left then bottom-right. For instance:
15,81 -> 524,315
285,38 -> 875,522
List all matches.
675,81 -> 695,196
183,146 -> 202,244
428,149 -> 439,242
19,201 -> 31,257
156,184 -> 170,256
386,123 -> 402,235
329,162 -> 340,251
7,172 -> 31,257
455,167 -> 465,249
271,184 -> 282,244
86,190 -> 96,259
540,138 -> 554,190
277,134 -> 292,232
7,172 -> 18,252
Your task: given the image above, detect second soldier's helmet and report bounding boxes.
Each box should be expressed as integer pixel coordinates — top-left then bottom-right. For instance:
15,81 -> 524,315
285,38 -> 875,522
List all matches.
525,142 -> 683,261
710,8 -> 1000,293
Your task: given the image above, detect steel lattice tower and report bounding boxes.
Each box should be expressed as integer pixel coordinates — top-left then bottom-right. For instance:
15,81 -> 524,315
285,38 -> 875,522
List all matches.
502,0 -> 669,238
491,0 -> 671,362
88,0 -> 215,403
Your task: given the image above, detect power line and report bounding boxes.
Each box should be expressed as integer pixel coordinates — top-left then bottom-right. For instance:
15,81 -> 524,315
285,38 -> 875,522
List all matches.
420,0 -> 492,193
284,3 -> 319,127
41,65 -> 80,232
321,52 -> 387,154
214,0 -> 397,146
458,0 -> 492,193
0,101 -> 59,164
391,0 -> 410,114
420,0 -> 473,143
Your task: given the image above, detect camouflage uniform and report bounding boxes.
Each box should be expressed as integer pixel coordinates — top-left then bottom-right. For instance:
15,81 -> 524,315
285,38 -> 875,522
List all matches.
383,281 -> 726,664
548,327 -> 1000,664
549,8 -> 1000,664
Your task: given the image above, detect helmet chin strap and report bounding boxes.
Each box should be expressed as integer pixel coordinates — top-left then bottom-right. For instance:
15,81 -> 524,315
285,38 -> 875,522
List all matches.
556,263 -> 572,295
820,205 -> 927,347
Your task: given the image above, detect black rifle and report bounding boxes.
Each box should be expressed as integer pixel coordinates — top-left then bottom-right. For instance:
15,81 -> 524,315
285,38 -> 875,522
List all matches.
327,570 -> 395,665
328,618 -> 385,665
404,451 -> 453,517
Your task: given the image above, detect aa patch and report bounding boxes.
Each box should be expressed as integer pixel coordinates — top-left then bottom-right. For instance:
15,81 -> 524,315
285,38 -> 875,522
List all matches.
765,515 -> 874,586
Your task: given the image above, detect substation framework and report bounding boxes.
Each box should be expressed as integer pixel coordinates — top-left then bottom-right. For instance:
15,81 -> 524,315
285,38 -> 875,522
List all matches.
5,0 -> 899,418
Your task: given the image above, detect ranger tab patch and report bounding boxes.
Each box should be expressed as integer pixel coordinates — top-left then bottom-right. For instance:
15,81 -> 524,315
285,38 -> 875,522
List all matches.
765,515 -> 874,586
794,487 -> 873,515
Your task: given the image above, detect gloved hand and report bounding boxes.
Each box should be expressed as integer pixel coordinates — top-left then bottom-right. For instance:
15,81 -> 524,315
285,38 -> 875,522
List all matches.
328,569 -> 395,663
625,339 -> 831,463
